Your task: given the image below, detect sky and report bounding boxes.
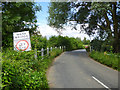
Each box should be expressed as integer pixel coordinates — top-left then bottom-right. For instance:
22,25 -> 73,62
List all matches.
35,2 -> 92,40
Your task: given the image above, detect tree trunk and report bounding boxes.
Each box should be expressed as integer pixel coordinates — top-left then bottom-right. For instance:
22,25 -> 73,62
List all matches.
104,12 -> 112,39
112,2 -> 119,53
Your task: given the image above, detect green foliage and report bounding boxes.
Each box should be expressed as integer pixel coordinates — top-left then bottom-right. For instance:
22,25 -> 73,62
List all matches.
82,37 -> 90,45
48,2 -> 120,53
91,38 -> 113,52
48,36 -> 84,51
89,51 -> 119,71
48,2 -> 71,29
2,34 -> 83,89
91,39 -> 103,51
2,2 -> 41,48
31,34 -> 48,50
50,48 -> 63,58
2,48 -> 63,89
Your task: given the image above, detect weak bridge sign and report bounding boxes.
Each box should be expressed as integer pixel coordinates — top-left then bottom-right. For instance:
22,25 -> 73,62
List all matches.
13,31 -> 31,51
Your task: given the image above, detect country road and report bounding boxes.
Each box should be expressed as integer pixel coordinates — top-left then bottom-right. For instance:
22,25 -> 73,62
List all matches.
47,49 -> 119,89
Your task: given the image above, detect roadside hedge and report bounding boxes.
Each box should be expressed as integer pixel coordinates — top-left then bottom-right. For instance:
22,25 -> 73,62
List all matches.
2,48 -> 62,89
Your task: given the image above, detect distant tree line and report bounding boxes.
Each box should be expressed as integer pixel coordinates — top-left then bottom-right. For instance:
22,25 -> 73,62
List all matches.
48,35 -> 85,51
31,34 -> 87,51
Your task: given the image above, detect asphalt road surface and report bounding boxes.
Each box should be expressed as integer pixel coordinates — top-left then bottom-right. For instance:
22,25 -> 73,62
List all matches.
47,49 -> 118,89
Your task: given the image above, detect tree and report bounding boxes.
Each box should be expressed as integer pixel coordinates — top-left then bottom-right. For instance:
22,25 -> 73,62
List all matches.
48,36 -> 84,51
2,2 -> 41,48
48,1 -> 120,53
48,36 -> 58,47
31,34 -> 47,50
83,37 -> 90,45
48,2 -> 71,29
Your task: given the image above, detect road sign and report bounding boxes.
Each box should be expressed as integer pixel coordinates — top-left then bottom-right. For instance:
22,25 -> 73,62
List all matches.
13,31 -> 31,51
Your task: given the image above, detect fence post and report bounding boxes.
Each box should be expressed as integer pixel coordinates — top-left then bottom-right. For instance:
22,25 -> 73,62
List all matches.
60,46 -> 61,49
47,47 -> 49,56
34,48 -> 37,60
41,48 -> 44,59
50,47 -> 52,52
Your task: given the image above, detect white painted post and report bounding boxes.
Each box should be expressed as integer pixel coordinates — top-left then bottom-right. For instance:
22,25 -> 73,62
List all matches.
34,48 -> 37,60
47,47 -> 49,56
50,47 -> 52,52
60,46 -> 61,49
41,48 -> 44,59
55,47 -> 57,49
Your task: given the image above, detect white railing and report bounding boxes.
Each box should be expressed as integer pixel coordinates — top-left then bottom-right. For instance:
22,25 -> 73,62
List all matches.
34,46 -> 66,60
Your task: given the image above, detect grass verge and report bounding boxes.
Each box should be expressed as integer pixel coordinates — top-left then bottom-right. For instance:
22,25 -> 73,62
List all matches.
89,51 -> 119,71
2,48 -> 63,89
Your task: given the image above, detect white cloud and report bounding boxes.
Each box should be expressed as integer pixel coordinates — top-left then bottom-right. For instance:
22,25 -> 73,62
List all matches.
37,24 -> 92,40
61,26 -> 90,40
37,25 -> 59,39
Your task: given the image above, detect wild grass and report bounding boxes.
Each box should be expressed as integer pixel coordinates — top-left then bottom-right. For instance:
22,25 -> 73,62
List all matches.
89,51 -> 119,71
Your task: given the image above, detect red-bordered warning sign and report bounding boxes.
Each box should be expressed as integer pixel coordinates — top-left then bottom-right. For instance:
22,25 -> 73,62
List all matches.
13,31 -> 31,51
16,40 -> 29,51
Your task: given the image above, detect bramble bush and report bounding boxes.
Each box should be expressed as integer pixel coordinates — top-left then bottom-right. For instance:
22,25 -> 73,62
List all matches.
2,48 -> 62,89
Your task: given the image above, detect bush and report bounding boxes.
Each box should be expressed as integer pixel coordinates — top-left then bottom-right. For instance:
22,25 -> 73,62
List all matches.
2,48 -> 63,89
31,35 -> 48,50
89,51 -> 119,71
50,48 -> 62,58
